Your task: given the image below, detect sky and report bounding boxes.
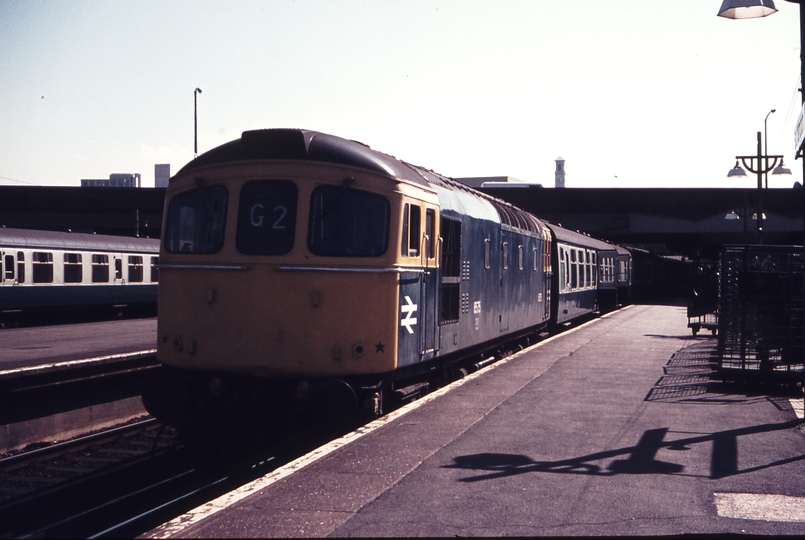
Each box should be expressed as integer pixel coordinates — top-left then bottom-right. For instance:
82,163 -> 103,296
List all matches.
2,0 -> 805,190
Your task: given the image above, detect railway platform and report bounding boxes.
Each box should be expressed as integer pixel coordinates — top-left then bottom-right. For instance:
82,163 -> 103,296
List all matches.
0,317 -> 156,372
147,304 -> 805,536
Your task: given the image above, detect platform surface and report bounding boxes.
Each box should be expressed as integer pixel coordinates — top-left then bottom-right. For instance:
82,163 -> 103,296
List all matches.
0,318 -> 156,371
147,305 -> 805,537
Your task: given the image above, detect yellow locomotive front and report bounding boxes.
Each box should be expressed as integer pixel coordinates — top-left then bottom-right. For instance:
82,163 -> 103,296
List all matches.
156,140 -> 438,383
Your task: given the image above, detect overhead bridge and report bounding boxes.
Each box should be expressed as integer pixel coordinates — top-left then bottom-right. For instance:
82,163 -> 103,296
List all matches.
479,186 -> 805,261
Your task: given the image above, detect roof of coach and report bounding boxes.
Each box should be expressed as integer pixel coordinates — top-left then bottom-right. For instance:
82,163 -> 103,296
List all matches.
544,222 -> 617,253
615,244 -> 632,257
177,129 -> 429,187
0,228 -> 160,253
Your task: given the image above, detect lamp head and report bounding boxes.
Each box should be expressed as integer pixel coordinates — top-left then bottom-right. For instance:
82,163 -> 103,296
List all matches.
727,161 -> 748,177
717,0 -> 778,19
772,159 -> 792,176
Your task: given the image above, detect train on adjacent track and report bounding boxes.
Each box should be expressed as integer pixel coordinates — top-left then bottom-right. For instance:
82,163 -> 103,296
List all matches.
143,129 -> 632,442
0,228 -> 160,326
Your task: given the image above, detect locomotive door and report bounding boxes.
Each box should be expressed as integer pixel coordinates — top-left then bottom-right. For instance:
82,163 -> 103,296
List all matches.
420,208 -> 438,359
398,203 -> 439,365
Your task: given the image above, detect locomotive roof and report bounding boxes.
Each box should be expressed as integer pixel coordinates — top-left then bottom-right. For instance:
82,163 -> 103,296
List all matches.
0,228 -> 159,253
179,128 -> 544,235
177,129 -> 429,187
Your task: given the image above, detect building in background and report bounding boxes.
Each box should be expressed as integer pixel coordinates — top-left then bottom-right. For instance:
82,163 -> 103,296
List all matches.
155,164 -> 170,188
81,173 -> 141,188
555,157 -> 566,188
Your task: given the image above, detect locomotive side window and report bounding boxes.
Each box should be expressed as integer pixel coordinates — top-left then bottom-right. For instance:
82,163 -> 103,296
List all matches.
400,203 -> 421,257
128,256 -> 144,283
532,247 -> 538,272
440,217 -> 462,323
518,245 -> 524,271
63,253 -> 83,283
425,209 -> 435,259
484,239 -> 491,270
237,180 -> 297,255
502,242 -> 509,270
17,252 -> 25,283
166,186 -> 227,253
32,252 -> 53,283
92,254 -> 110,283
309,186 -> 389,257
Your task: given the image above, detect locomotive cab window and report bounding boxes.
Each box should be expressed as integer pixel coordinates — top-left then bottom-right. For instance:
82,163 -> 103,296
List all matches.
401,203 -> 421,257
166,186 -> 227,253
309,185 -> 389,257
237,180 -> 297,255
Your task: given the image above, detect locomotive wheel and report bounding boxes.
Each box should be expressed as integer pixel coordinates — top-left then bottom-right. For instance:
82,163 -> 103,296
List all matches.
309,378 -> 359,423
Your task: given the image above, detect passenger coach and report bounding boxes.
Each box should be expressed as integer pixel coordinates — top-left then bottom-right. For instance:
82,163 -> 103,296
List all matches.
0,228 -> 159,321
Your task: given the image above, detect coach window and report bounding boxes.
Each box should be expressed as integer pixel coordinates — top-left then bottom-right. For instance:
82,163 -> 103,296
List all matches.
3,254 -> 12,281
17,252 -> 25,283
64,253 -> 83,283
237,180 -> 297,255
92,254 -> 109,283
309,186 -> 390,257
151,257 -> 159,283
128,256 -> 144,283
166,186 -> 227,253
570,249 -> 577,289
32,252 -> 53,283
115,258 -> 123,281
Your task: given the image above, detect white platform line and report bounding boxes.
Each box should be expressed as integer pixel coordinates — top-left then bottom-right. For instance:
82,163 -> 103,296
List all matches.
0,349 -> 157,378
715,492 -> 805,522
146,309 -> 626,538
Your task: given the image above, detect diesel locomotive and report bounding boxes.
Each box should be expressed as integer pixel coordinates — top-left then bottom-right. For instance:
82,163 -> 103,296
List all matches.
143,129 -> 630,440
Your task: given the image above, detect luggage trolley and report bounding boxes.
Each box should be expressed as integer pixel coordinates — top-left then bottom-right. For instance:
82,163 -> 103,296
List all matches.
687,261 -> 719,336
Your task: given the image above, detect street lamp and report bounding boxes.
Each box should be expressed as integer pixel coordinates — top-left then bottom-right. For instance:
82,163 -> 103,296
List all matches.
726,131 -> 789,242
717,0 -> 778,19
765,109 -> 776,188
194,87 -> 202,158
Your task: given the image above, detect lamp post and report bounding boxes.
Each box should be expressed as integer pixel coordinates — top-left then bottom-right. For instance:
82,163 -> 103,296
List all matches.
194,87 -> 202,158
765,109 -> 776,188
727,131 -> 787,243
